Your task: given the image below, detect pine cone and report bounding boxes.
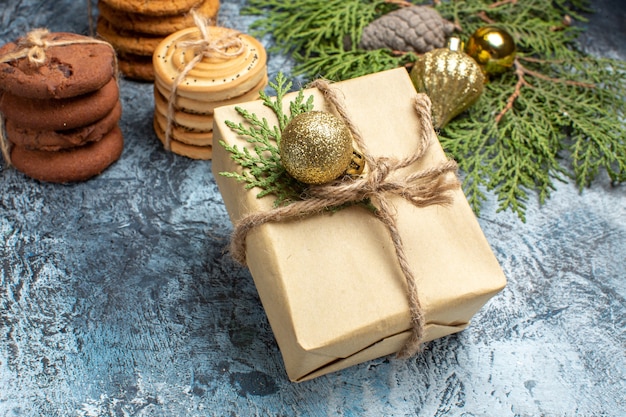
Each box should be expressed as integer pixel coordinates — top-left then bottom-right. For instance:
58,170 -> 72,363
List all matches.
359,6 -> 455,53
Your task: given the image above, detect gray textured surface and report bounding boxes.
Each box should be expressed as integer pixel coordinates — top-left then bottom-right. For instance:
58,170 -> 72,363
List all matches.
1,1 -> 625,416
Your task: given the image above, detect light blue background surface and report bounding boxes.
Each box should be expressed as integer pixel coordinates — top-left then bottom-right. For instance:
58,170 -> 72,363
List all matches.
1,1 -> 624,416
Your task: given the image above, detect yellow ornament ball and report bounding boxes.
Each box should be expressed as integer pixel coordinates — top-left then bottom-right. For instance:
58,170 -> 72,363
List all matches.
280,111 -> 354,185
466,26 -> 516,76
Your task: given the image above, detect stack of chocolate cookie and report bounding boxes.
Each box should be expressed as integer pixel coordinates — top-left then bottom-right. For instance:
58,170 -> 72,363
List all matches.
152,25 -> 268,159
0,31 -> 124,183
96,0 -> 220,81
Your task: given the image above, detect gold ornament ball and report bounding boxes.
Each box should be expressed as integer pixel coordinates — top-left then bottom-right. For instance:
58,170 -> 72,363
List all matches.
280,111 -> 354,184
410,42 -> 485,129
466,25 -> 516,76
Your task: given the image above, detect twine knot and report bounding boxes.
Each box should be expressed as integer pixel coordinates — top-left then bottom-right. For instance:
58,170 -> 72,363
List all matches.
178,12 -> 245,60
228,79 -> 460,359
370,158 -> 392,186
164,11 -> 245,150
19,28 -> 51,65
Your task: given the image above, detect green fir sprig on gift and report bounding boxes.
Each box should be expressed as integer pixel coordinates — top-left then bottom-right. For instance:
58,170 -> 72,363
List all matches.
219,72 -> 314,206
243,0 -> 626,221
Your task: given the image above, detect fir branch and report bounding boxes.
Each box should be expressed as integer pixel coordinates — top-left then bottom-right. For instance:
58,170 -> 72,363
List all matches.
244,0 -> 390,58
551,0 -> 593,22
244,0 -> 626,220
293,47 -> 416,81
563,58 -> 626,186
440,54 -> 625,218
489,0 -> 517,8
495,57 -> 595,123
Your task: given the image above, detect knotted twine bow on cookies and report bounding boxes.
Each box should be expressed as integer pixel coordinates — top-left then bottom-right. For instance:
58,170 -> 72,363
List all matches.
229,79 -> 460,358
0,28 -> 117,167
164,11 -> 245,151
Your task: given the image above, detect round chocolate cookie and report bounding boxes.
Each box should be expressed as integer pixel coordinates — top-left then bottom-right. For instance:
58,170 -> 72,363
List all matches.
0,78 -> 119,131
10,125 -> 124,183
5,101 -> 122,151
0,32 -> 116,100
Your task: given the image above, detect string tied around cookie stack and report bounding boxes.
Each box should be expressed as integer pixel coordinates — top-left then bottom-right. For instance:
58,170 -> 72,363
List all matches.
15,28 -> 50,65
164,11 -> 245,151
0,29 -> 52,166
229,78 -> 460,359
0,115 -> 10,168
0,28 -> 118,168
0,28 -> 116,67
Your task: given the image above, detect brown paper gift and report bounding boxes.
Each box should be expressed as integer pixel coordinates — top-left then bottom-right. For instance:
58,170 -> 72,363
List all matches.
212,68 -> 506,382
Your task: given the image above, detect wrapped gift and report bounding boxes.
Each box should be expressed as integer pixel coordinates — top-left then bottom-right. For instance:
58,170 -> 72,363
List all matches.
212,68 -> 506,382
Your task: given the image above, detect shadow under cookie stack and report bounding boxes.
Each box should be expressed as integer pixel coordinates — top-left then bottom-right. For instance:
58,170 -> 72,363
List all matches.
97,0 -> 220,81
0,31 -> 124,183
152,13 -> 268,160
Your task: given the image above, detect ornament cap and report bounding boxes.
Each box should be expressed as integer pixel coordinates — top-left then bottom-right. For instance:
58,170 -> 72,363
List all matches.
447,37 -> 464,52
346,151 -> 365,176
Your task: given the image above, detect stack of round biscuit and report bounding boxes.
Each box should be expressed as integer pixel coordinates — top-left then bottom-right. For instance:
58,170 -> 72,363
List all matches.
0,31 -> 123,183
96,0 -> 220,81
152,24 -> 268,159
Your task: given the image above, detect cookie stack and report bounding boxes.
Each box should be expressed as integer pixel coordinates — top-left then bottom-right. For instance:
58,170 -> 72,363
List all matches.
96,0 -> 220,81
152,25 -> 268,159
0,31 -> 124,183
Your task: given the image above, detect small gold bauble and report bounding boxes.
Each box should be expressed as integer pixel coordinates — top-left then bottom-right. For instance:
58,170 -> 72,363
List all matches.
410,38 -> 485,129
466,26 -> 516,76
280,111 -> 354,184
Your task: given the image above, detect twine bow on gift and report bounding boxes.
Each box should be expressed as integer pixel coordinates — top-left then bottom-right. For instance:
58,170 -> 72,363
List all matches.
229,79 -> 460,359
0,28 -> 117,167
164,11 -> 245,151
